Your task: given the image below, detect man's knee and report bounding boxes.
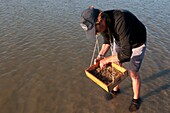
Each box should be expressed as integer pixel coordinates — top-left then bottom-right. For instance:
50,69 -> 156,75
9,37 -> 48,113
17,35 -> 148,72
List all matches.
129,70 -> 140,80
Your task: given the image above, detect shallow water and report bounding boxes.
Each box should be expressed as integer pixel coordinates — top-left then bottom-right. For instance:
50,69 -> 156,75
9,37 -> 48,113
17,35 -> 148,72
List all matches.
0,0 -> 169,113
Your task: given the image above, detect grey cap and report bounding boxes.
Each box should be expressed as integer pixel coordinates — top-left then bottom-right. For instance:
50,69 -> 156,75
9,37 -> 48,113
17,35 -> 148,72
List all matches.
80,7 -> 100,39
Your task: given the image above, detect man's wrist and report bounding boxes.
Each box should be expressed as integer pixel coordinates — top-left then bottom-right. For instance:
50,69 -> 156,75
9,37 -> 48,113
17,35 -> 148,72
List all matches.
98,54 -> 105,58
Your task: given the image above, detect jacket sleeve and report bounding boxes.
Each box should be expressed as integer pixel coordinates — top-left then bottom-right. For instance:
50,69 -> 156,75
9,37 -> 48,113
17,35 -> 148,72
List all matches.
115,14 -> 132,63
101,32 -> 112,44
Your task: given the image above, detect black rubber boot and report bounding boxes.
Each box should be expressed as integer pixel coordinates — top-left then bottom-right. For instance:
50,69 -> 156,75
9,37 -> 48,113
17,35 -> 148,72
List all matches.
105,89 -> 120,100
129,98 -> 141,112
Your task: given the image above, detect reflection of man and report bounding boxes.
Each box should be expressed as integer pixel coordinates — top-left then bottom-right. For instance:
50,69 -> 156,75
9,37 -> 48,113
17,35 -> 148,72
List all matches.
80,7 -> 147,112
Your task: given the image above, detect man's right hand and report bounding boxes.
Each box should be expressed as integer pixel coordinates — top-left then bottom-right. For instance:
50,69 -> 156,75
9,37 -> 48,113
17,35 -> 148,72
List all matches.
94,55 -> 104,65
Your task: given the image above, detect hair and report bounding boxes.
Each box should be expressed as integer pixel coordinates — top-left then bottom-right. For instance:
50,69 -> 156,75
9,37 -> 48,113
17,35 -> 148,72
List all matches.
87,6 -> 107,24
96,11 -> 104,24
96,11 -> 110,25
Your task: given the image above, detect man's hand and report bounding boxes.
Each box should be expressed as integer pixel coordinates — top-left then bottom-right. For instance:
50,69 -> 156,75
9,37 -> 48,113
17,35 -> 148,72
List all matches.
99,55 -> 119,68
99,58 -> 109,68
94,54 -> 105,65
94,56 -> 103,65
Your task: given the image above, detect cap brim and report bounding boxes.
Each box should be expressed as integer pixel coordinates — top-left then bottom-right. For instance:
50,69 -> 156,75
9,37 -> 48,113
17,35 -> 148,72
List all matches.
85,26 -> 96,41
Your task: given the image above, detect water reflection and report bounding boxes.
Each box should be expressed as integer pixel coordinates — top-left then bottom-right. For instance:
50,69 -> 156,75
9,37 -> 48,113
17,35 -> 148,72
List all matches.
0,0 -> 169,113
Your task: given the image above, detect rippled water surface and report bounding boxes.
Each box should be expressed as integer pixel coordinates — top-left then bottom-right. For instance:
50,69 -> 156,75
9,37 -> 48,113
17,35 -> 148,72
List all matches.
0,0 -> 169,113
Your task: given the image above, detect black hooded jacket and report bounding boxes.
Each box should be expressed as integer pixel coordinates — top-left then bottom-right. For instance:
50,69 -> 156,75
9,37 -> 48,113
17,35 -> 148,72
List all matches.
101,10 -> 146,63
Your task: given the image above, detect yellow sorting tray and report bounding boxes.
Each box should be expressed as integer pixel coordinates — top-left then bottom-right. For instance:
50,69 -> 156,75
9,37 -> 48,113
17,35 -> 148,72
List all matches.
85,62 -> 128,92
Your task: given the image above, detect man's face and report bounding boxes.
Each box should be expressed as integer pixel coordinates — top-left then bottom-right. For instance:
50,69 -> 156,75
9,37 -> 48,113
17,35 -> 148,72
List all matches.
95,18 -> 107,35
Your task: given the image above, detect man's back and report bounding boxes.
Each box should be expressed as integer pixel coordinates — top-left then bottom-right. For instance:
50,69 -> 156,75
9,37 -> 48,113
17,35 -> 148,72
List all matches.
104,9 -> 146,48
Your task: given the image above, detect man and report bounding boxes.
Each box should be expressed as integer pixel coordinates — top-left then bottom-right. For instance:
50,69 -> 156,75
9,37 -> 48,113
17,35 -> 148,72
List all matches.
80,7 -> 147,112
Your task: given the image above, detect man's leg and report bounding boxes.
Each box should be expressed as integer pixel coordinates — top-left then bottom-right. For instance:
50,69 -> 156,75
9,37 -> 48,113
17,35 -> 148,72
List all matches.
129,71 -> 142,112
113,85 -> 119,91
128,43 -> 146,112
129,70 -> 141,99
113,63 -> 122,91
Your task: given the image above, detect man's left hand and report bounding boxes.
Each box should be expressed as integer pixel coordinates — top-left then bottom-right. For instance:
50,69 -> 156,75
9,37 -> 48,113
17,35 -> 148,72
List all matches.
99,58 -> 109,68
